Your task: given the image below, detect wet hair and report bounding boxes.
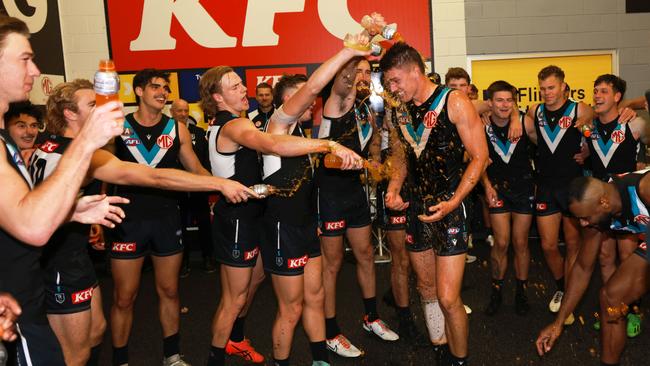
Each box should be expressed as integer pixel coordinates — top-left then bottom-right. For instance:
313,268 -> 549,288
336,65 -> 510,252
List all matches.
594,74 -> 627,99
6,101 -> 41,126
46,79 -> 94,135
379,42 -> 425,74
538,65 -> 565,82
0,14 -> 29,56
132,68 -> 170,105
199,66 -> 235,116
445,67 -> 470,84
273,74 -> 307,107
486,80 -> 517,100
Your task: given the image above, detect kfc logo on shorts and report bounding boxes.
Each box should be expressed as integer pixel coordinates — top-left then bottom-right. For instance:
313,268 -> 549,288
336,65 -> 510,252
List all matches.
71,287 -> 94,304
447,227 -> 460,235
124,138 -> 141,146
405,234 -> 414,244
390,216 -> 407,225
536,203 -> 547,211
495,200 -> 504,208
157,134 -> 174,149
324,220 -> 346,231
639,242 -> 647,251
39,140 -> 59,153
611,130 -> 625,144
634,214 -> 650,225
244,247 -> 259,261
287,255 -> 309,269
423,111 -> 438,128
112,242 -> 136,252
558,116 -> 572,129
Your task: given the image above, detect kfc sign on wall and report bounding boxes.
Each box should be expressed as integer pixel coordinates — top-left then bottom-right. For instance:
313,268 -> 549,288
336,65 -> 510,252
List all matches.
105,0 -> 433,71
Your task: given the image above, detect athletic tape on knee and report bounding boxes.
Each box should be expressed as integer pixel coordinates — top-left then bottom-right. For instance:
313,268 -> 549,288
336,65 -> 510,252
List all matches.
270,105 -> 298,125
422,299 -> 446,342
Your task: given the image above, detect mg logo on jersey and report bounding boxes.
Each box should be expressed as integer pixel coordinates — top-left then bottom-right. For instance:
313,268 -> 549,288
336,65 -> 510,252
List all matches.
447,227 -> 460,235
558,116 -> 572,129
423,111 -> 438,128
112,242 -> 136,252
39,140 -> 59,153
71,287 -> 94,304
244,247 -> 259,261
390,216 -> 406,225
124,138 -> 141,146
324,220 -> 346,231
612,130 -> 625,144
287,255 -> 309,269
536,203 -> 547,211
157,134 -> 174,149
634,214 -> 650,225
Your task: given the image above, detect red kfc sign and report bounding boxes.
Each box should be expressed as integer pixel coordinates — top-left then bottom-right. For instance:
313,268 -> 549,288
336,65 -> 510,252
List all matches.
324,220 -> 346,231
105,0 -> 433,71
244,247 -> 260,261
390,216 -> 406,225
72,287 -> 94,304
245,67 -> 307,97
287,255 -> 309,269
112,242 -> 136,252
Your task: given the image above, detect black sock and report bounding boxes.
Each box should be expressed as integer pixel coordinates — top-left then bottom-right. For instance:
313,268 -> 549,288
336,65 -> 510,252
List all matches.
516,279 -> 528,293
230,316 -> 246,342
309,341 -> 329,363
555,277 -> 565,292
449,352 -> 468,366
325,317 -> 341,339
87,344 -> 102,366
363,297 -> 378,321
433,343 -> 449,361
163,333 -> 180,358
397,306 -> 412,321
112,345 -> 128,366
207,346 -> 225,366
492,278 -> 504,290
273,357 -> 289,366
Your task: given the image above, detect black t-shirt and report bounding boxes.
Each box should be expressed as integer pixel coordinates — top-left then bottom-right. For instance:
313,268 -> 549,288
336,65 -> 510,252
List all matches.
587,116 -> 638,181
485,112 -> 534,188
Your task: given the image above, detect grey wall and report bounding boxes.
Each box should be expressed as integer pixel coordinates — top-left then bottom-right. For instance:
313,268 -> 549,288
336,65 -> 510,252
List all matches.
465,0 -> 650,97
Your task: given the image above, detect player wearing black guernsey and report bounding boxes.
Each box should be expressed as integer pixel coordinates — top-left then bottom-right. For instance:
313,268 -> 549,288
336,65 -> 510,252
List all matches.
0,14 -> 126,366
480,81 -> 534,316
198,65 -> 360,366
381,43 -> 489,366
248,82 -> 275,131
31,79 -> 251,366
537,172 -> 650,366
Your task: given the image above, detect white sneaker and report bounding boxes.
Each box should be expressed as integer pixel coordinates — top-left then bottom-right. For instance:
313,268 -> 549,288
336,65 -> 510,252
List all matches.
162,354 -> 191,366
549,290 -> 564,313
326,334 -> 363,358
363,316 -> 399,341
486,234 -> 494,247
464,304 -> 472,314
466,254 -> 477,264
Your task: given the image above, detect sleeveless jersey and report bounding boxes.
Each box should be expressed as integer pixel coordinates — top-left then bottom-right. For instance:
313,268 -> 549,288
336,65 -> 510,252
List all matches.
207,111 -> 263,219
29,135 -> 90,266
485,112 -> 533,186
317,103 -> 373,192
533,100 -> 582,184
113,113 -> 182,214
249,106 -> 274,131
263,124 -> 315,225
587,116 -> 638,181
610,171 -> 650,234
0,129 -> 44,323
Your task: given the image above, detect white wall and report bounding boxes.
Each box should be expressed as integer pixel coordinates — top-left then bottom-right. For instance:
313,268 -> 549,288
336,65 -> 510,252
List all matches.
431,0 -> 468,78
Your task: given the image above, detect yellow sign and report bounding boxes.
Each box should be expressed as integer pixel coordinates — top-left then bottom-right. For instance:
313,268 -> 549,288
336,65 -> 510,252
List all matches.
118,72 -> 180,105
470,53 -> 613,111
189,103 -> 207,129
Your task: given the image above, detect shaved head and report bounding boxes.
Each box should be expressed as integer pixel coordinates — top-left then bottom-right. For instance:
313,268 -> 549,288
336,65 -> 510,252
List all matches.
170,98 -> 190,124
568,177 -> 615,228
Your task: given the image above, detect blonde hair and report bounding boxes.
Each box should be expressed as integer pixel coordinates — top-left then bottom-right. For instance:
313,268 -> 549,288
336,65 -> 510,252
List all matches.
46,79 -> 93,135
199,66 -> 234,117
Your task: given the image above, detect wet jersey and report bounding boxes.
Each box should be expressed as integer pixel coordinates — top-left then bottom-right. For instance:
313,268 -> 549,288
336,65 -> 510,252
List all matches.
485,112 -> 533,186
534,100 -> 582,184
263,124 -> 315,225
29,135 -> 90,267
610,171 -> 650,234
207,111 -> 263,219
587,116 -> 638,181
317,103 -> 373,193
0,129 -> 44,323
113,113 -> 182,215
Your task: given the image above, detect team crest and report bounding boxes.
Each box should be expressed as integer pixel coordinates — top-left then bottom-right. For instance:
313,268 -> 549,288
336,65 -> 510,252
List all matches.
276,256 -> 284,267
558,116 -> 572,129
611,130 -> 625,144
122,127 -> 133,136
423,111 -> 438,128
232,249 -> 241,259
55,293 -> 65,304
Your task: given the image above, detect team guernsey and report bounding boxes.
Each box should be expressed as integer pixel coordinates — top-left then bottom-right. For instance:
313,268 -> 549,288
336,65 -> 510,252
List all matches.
533,99 -> 582,215
609,171 -> 650,258
261,123 -> 318,275
587,116 -> 638,181
394,86 -> 468,256
248,106 -> 275,131
29,135 -> 98,314
485,112 -> 534,214
111,113 -> 184,258
207,110 -> 263,267
316,102 -> 373,236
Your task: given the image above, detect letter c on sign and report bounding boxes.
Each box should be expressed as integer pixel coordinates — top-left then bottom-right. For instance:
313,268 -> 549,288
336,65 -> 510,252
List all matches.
3,0 -> 48,33
318,0 -> 363,39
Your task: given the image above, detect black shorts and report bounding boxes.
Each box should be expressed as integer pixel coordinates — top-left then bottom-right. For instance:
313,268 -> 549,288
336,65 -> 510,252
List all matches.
213,216 -> 261,268
44,251 -> 98,314
261,219 -> 320,276
489,180 -> 535,215
405,196 -> 469,256
6,322 -> 65,365
376,182 -> 407,231
634,241 -> 647,258
535,180 -> 572,217
318,188 -> 371,237
109,211 -> 183,259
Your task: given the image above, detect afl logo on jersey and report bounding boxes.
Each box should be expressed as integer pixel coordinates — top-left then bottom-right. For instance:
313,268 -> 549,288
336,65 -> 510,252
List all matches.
611,130 -> 625,144
423,111 -> 438,128
157,134 -> 173,149
558,116 -> 572,129
124,138 -> 141,146
634,214 -> 649,225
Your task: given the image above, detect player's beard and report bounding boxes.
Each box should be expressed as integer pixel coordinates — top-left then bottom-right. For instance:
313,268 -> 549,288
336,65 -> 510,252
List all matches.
356,80 -> 371,100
